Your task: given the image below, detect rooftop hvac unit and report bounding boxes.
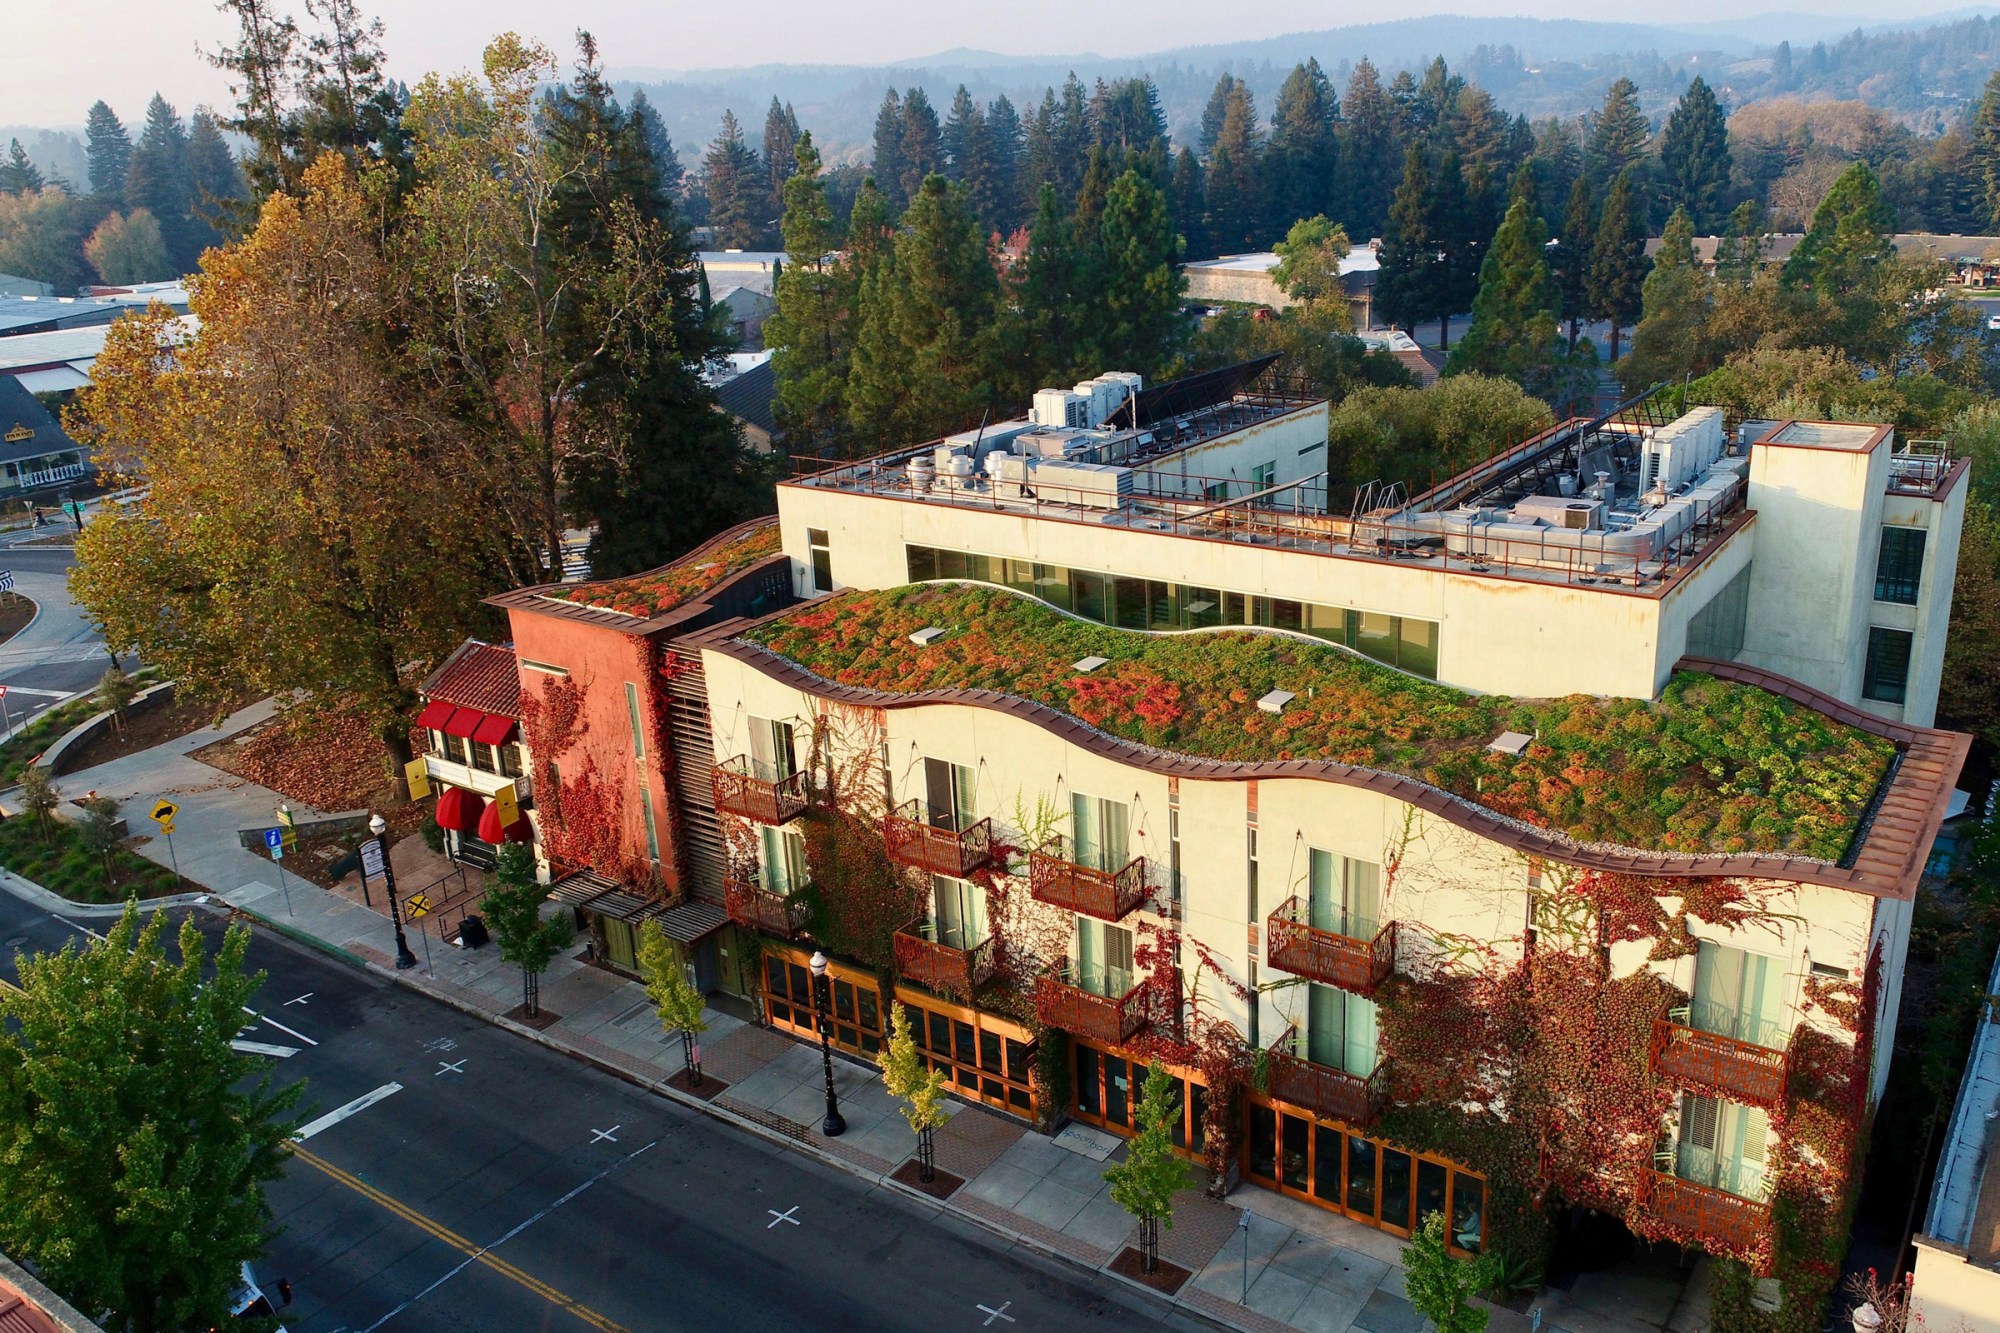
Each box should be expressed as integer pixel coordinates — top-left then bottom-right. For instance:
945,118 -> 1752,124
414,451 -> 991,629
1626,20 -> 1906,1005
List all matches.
1034,460 -> 1132,510
984,451 -> 1033,500
1033,389 -> 1090,429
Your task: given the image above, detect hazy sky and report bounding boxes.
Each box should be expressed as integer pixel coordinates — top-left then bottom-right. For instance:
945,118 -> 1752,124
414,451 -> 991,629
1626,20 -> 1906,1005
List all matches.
5,0 -> 1948,127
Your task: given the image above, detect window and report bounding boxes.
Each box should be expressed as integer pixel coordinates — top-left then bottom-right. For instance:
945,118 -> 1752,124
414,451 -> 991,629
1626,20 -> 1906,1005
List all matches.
640,791 -> 660,862
1676,1094 -> 1770,1201
808,527 -> 833,593
1687,567 -> 1750,661
1691,942 -> 1791,1050
922,756 -> 975,829
760,825 -> 807,895
1069,793 -> 1131,871
1875,526 -> 1927,605
1203,480 -> 1230,501
1863,627 -> 1914,705
501,743 -> 526,778
624,682 -> 646,759
1306,983 -> 1379,1076
1251,461 -> 1276,490
1306,849 -> 1381,940
748,716 -> 797,783
930,875 -> 988,950
1075,918 -> 1134,998
520,659 -> 569,677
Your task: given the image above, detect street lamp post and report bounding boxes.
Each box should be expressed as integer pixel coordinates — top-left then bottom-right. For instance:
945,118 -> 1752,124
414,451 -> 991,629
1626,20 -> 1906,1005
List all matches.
371,813 -> 418,971
809,950 -> 845,1137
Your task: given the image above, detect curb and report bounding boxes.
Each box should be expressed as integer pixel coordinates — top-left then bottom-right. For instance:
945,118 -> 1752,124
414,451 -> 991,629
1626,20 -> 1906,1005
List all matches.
216,897 -> 1240,1333
0,868 -> 210,918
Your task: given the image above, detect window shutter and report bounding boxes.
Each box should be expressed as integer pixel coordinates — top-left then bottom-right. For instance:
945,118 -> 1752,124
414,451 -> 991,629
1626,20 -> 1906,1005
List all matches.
1681,1094 -> 1719,1151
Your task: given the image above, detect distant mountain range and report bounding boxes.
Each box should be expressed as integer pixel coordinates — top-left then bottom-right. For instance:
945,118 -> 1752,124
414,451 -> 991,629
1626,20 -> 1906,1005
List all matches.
610,7 -> 2000,164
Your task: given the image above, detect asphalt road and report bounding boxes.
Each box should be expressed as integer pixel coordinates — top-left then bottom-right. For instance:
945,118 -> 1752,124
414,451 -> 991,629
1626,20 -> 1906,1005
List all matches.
0,896 -> 1177,1333
0,541 -> 132,732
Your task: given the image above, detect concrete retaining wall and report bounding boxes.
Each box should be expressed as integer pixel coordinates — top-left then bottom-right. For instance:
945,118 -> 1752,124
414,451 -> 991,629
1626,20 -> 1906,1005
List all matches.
37,680 -> 176,776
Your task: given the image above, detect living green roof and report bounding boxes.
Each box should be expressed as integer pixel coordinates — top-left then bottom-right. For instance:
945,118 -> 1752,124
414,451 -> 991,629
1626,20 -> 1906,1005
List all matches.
558,523 -> 781,619
744,582 -> 1897,862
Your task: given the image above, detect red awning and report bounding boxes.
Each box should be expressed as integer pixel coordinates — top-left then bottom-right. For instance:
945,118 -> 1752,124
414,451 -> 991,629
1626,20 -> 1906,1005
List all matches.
440,707 -> 482,739
435,786 -> 486,833
476,800 -> 533,845
416,700 -> 455,730
471,713 -> 518,746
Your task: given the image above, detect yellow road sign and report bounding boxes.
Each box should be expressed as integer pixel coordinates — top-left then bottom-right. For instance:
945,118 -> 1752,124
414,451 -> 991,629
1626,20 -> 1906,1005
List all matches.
405,758 -> 432,800
149,799 -> 179,825
403,892 -> 433,920
156,821 -> 174,836
492,781 -> 520,830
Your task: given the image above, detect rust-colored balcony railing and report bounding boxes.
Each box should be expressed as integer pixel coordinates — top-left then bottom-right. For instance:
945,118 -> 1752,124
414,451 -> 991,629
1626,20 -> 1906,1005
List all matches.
712,755 -> 810,825
893,918 -> 997,994
1265,1027 -> 1386,1127
1264,900 -> 1396,993
1649,1018 -> 1790,1109
724,873 -> 807,938
883,800 -> 993,877
1637,1169 -> 1774,1270
1028,840 -> 1147,922
1033,957 -> 1151,1046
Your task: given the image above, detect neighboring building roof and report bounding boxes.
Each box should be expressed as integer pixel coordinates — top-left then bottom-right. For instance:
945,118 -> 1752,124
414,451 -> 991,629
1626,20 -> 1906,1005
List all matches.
0,287 -> 190,338
419,640 -> 522,718
697,251 -> 786,297
1357,329 -> 1443,385
718,582 -> 1964,894
1922,942 -> 2000,1262
713,358 -> 777,437
489,517 -> 785,632
713,285 -> 776,317
0,274 -> 52,299
1185,249 -> 1381,277
0,1252 -> 106,1333
0,377 -> 85,466
0,316 -> 198,393
1645,232 -> 2000,267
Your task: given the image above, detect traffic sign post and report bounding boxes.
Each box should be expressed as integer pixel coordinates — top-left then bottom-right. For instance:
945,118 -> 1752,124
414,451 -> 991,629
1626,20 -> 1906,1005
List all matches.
149,800 -> 181,882
0,683 -> 12,737
264,826 -> 294,916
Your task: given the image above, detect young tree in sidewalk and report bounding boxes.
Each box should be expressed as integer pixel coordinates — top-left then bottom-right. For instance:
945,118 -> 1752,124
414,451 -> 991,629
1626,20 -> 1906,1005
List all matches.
76,794 -> 121,892
482,842 -> 572,1019
880,1003 -> 949,1181
1102,1061 -> 1189,1274
1403,1211 -> 1493,1333
97,665 -> 137,737
16,766 -> 57,844
0,904 -> 301,1332
640,921 -> 709,1085
72,156 -> 515,783
1587,170 -> 1648,361
1446,193 -> 1561,393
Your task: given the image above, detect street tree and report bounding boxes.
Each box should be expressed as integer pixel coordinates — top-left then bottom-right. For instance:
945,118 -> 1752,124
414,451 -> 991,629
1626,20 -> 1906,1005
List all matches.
97,665 -> 137,736
1402,1211 -> 1493,1333
1447,194 -> 1561,393
0,904 -> 300,1333
71,155 -> 514,783
76,794 -> 121,891
1270,214 -> 1353,325
481,842 -> 571,1018
1102,1061 -> 1189,1274
880,1003 -> 950,1181
16,766 -> 57,844
639,921 -> 709,1085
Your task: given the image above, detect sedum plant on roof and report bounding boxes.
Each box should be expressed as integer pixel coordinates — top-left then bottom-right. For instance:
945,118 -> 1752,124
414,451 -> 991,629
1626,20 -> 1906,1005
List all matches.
558,522 -> 781,619
744,582 -> 1895,861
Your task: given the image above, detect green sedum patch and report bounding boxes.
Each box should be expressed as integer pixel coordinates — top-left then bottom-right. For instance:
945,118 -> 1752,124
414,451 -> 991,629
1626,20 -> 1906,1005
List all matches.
557,522 -> 781,619
746,582 -> 1895,861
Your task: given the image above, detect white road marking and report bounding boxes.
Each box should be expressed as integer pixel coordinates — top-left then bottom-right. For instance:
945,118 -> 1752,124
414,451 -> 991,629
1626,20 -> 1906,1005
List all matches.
293,1082 -> 403,1142
0,686 -> 70,698
51,917 -> 104,941
977,1301 -> 1016,1326
767,1206 -> 800,1228
231,1040 -> 300,1059
285,992 -> 313,1006
436,1059 -> 465,1076
243,1006 -> 318,1046
590,1126 -> 620,1144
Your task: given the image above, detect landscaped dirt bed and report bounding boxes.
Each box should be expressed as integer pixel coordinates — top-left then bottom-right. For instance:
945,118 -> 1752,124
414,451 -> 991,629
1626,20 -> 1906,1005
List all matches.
192,709 -> 405,812
59,691 -> 251,773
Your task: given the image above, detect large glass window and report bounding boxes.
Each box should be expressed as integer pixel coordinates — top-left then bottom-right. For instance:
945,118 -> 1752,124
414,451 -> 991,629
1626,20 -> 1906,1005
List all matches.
1687,567 -> 1750,661
748,715 -> 797,782
624,682 -> 646,759
1874,527 -> 1927,605
1307,849 -> 1381,939
921,756 -> 976,829
1070,792 -> 1131,871
1863,627 -> 1914,705
760,825 -> 807,896
929,875 -> 988,950
1305,983 -> 1379,1076
1676,1094 -> 1770,1201
807,528 -> 833,593
1691,942 -> 1790,1051
1076,918 -> 1134,998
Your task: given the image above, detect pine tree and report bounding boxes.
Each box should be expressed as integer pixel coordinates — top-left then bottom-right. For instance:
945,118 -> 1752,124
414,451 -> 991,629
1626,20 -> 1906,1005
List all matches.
84,102 -> 132,205
1658,78 -> 1730,233
1267,59 -> 1340,235
762,97 -> 801,206
629,90 -> 684,202
122,95 -> 192,268
1090,166 -> 1185,377
0,142 -> 43,196
704,109 -> 766,249
1451,85 -> 1512,190
1377,145 -> 1439,338
208,0 -> 300,194
1447,193 -> 1561,392
985,94 -> 1024,235
1170,147 -> 1208,261
183,109 -> 246,259
1203,79 -> 1263,252
845,174 -> 997,447
766,134 -> 855,454
1049,74 -> 1094,203
1587,169 -> 1648,360
1093,77 -> 1168,158
944,87 -> 1002,233
1199,75 -> 1235,159
1971,72 -> 2000,231
871,89 -> 906,211
1624,205 -> 1714,389
1529,117 -> 1582,229
1001,183 -> 1086,394
1585,77 -> 1650,190
1782,160 -> 1895,294
899,87 -> 944,206
1554,176 -> 1597,349
1340,59 -> 1400,240
1714,199 -> 1767,284
1429,152 -> 1483,352
293,0 -> 402,177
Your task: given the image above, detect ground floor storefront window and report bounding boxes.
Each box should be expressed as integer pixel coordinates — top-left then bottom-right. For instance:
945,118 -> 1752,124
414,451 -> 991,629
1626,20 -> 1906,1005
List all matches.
893,987 -> 1036,1120
1243,1094 -> 1485,1257
761,946 -> 885,1056
1070,1037 -> 1206,1155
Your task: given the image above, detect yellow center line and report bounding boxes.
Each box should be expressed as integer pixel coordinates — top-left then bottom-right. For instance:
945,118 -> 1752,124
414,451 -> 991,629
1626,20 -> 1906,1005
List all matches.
286,1143 -> 630,1333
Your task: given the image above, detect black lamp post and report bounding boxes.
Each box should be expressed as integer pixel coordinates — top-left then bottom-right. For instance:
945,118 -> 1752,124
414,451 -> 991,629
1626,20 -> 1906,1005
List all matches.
371,813 -> 418,971
809,950 -> 845,1137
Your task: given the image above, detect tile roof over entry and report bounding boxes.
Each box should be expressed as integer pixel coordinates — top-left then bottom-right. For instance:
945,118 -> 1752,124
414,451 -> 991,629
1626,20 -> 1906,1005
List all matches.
420,640 -> 521,718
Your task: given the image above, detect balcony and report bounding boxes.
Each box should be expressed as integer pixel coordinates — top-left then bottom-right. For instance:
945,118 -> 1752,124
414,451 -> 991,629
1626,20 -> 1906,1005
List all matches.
1637,1170 -> 1773,1271
1033,957 -> 1151,1046
1649,1018 -> 1790,1110
712,756 -> 810,825
1028,840 -> 1147,921
1265,1027 -> 1386,1127
883,800 -> 993,877
724,873 -> 807,938
1265,900 -> 1396,993
3,460 -> 87,494
893,918 -> 997,995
